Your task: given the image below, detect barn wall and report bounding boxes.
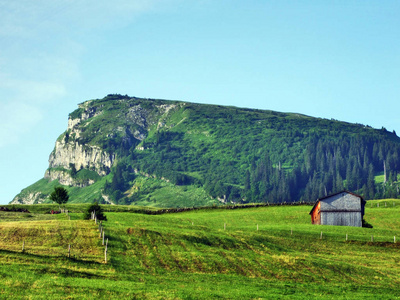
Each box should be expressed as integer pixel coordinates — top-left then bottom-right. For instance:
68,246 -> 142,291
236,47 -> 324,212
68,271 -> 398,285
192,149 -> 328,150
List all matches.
319,192 -> 362,212
321,211 -> 362,227
311,201 -> 321,224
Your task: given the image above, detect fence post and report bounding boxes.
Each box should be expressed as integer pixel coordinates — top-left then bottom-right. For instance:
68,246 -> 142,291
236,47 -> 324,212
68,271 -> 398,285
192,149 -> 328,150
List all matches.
105,245 -> 108,264
395,236 -> 396,243
346,234 -> 348,241
102,231 -> 105,246
371,235 -> 374,242
320,231 -> 323,240
22,240 -> 25,252
224,223 -> 226,231
68,244 -> 71,258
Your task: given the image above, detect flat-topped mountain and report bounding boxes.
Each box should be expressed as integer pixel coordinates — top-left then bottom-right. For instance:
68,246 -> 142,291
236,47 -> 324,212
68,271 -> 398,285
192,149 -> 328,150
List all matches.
11,94 -> 400,206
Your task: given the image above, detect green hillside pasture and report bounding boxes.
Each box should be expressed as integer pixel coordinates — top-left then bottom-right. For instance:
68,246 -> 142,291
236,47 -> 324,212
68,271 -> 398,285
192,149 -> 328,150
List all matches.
0,201 -> 399,299
128,176 -> 218,208
0,214 -> 101,259
103,201 -> 400,298
13,176 -> 109,205
0,212 -> 114,299
374,172 -> 385,184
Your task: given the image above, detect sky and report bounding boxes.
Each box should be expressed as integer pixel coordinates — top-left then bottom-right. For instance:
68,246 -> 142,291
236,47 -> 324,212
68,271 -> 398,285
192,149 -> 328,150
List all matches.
0,0 -> 399,204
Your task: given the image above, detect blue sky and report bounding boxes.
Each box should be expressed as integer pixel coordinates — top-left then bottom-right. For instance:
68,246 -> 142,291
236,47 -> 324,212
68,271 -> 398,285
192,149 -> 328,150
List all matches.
0,0 -> 399,204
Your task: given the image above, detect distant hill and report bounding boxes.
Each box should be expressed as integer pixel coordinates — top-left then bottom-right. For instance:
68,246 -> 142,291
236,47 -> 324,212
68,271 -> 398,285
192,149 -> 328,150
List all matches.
11,94 -> 400,206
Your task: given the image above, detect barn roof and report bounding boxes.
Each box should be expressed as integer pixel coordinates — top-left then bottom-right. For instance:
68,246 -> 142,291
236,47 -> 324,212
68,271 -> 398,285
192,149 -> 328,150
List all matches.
309,190 -> 365,215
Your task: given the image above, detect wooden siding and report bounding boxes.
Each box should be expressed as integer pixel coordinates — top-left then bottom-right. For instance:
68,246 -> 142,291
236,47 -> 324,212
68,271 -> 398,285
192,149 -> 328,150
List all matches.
310,201 -> 321,224
319,192 -> 362,213
309,191 -> 364,227
321,211 -> 362,227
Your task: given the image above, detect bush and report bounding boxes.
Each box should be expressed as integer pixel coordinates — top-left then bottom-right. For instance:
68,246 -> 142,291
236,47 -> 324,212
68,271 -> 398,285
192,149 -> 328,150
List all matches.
84,202 -> 107,221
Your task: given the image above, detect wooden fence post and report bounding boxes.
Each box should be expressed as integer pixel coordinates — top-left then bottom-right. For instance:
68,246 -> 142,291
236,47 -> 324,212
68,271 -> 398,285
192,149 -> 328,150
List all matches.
371,235 -> 374,242
394,236 -> 396,243
224,223 -> 226,231
22,240 -> 25,252
320,231 -> 323,240
105,245 -> 108,264
102,231 -> 105,246
346,234 -> 348,241
68,244 -> 71,258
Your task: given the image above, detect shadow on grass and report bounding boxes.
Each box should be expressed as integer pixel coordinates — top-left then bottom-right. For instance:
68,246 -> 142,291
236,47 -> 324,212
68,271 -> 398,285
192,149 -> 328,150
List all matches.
0,248 -> 103,266
0,248 -> 111,281
346,240 -> 400,248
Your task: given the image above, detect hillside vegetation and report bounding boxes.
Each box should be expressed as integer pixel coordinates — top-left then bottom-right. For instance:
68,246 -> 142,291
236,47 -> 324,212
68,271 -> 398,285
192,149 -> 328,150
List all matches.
0,201 -> 399,299
12,94 -> 400,206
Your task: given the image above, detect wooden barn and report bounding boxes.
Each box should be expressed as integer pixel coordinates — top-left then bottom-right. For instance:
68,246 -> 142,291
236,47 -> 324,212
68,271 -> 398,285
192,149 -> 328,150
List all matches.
309,191 -> 366,227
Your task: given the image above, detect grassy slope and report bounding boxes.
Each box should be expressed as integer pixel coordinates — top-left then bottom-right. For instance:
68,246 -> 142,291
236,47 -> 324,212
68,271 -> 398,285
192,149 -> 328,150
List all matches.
11,177 -> 108,204
0,200 -> 399,299
14,174 -> 218,207
128,176 -> 217,208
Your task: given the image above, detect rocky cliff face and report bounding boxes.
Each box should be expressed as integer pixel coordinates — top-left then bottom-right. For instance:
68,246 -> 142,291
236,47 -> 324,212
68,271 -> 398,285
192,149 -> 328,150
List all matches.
11,95 -> 183,204
43,103 -> 116,187
11,192 -> 44,205
47,139 -> 116,177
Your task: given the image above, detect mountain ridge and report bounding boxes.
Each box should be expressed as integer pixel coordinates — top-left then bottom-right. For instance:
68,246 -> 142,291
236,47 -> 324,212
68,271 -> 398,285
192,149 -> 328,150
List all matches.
11,94 -> 400,206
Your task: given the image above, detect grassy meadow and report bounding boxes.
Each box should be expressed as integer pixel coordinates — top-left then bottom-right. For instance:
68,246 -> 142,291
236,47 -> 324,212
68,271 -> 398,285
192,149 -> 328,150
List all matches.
0,200 -> 399,299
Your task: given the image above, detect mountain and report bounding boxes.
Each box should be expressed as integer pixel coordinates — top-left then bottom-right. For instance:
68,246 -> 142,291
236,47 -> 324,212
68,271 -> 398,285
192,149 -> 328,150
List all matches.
11,94 -> 400,206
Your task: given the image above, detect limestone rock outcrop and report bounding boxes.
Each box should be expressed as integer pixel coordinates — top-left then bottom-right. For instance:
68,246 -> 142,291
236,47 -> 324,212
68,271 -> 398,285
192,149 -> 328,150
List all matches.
47,139 -> 115,177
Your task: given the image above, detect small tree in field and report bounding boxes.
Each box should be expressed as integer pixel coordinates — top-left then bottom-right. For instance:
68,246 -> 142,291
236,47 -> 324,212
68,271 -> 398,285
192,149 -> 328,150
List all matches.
50,187 -> 69,210
84,202 -> 107,221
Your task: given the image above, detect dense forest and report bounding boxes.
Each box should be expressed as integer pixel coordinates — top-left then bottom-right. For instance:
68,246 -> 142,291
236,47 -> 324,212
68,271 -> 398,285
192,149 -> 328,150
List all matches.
13,95 -> 400,206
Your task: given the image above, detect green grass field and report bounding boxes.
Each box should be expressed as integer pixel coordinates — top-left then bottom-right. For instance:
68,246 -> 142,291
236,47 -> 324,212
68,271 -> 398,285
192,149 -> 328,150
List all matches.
0,200 -> 399,299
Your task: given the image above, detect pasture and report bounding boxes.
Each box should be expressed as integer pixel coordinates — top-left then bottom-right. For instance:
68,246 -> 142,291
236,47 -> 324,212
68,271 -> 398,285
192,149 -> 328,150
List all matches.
0,200 -> 399,299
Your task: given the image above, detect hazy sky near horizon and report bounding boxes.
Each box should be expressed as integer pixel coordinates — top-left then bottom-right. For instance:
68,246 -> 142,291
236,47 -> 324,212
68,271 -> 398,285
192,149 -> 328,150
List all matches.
0,0 -> 399,204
